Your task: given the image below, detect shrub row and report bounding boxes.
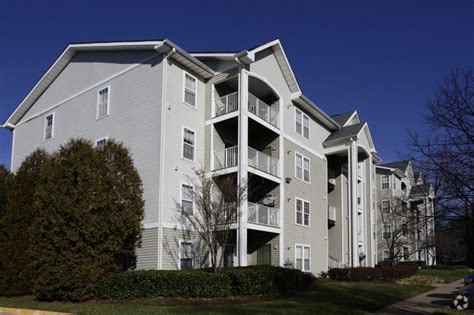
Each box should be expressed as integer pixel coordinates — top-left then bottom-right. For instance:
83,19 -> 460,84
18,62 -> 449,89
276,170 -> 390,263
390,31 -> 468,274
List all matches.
425,264 -> 470,270
398,261 -> 426,267
328,266 -> 417,281
97,266 -> 309,300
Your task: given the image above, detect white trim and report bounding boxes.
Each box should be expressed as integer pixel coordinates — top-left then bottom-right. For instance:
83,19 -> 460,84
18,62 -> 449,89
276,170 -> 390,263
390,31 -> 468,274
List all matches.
96,86 -> 111,120
181,126 -> 196,162
294,243 -> 311,272
143,222 -> 159,229
180,182 -> 194,215
247,223 -> 280,234
178,239 -> 194,270
95,136 -> 109,147
10,130 -> 15,171
342,111 -> 358,127
183,71 -> 197,108
205,111 -> 239,125
283,134 -> 326,160
43,112 -> 55,141
294,107 -> 309,140
294,151 -> 310,184
381,199 -> 391,214
295,197 -> 311,227
16,53 -> 162,127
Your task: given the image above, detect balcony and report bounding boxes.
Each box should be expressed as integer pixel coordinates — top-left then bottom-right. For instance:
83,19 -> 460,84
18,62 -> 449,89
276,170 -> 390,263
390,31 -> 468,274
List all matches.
214,92 -> 239,117
213,146 -> 280,178
328,206 -> 336,228
248,202 -> 280,227
248,93 -> 279,128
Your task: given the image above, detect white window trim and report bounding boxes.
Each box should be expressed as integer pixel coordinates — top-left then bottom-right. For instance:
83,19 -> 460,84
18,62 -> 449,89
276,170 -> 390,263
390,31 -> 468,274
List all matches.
43,112 -> 55,141
178,239 -> 195,270
183,71 -> 197,108
381,199 -> 391,214
180,182 -> 194,214
295,197 -> 311,227
295,152 -> 311,184
96,86 -> 110,120
95,136 -> 109,147
294,108 -> 310,139
294,243 -> 311,272
381,175 -> 390,190
181,126 -> 196,162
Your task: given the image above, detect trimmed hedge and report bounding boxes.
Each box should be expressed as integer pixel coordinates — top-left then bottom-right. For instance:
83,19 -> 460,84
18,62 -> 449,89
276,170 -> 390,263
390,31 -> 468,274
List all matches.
398,261 -> 426,267
425,264 -> 470,270
97,270 -> 231,299
328,266 -> 417,282
97,266 -> 308,299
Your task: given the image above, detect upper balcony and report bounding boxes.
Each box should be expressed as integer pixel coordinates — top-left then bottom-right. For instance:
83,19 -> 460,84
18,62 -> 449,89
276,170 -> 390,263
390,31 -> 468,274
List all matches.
213,91 -> 279,129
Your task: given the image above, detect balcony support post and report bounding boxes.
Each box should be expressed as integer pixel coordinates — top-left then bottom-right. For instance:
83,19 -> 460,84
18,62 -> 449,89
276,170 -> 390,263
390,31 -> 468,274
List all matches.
349,139 -> 359,267
237,67 -> 249,267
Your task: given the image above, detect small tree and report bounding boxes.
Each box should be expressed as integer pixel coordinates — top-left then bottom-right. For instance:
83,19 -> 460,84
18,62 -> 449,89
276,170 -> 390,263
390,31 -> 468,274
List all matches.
31,139 -> 144,301
174,169 -> 245,273
0,150 -> 50,296
0,164 -> 12,219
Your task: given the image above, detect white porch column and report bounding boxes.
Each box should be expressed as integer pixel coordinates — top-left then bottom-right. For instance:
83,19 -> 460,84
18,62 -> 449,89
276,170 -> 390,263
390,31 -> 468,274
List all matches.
237,67 -> 249,267
349,140 -> 359,267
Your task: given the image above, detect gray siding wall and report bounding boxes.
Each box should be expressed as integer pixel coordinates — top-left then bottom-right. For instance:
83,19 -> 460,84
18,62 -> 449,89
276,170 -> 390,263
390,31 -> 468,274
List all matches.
13,52 -> 164,226
136,227 -> 158,270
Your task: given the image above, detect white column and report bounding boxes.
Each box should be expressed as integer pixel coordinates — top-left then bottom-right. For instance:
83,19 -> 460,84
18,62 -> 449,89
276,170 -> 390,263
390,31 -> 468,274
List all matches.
349,140 -> 359,267
238,67 -> 249,267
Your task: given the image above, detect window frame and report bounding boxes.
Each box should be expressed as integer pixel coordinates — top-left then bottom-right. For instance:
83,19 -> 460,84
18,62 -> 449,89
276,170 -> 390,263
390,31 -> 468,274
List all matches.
43,112 -> 55,141
295,108 -> 310,139
96,86 -> 110,120
182,126 -> 196,162
295,197 -> 311,227
183,71 -> 197,107
179,240 -> 194,270
95,136 -> 109,148
180,182 -> 194,215
381,175 -> 390,189
295,152 -> 310,183
383,224 -> 392,239
295,244 -> 311,272
381,200 -> 391,214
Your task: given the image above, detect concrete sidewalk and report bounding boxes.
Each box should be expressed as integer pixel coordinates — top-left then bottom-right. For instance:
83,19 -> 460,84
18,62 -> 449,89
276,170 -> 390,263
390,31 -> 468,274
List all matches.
0,307 -> 74,315
375,279 -> 464,314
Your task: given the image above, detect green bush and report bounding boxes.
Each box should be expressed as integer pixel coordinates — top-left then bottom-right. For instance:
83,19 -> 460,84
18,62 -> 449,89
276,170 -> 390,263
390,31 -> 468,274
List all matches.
97,270 -> 231,299
398,261 -> 426,267
328,266 -> 417,281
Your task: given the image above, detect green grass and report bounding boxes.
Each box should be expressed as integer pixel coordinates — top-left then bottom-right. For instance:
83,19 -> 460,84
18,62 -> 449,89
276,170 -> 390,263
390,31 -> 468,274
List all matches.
417,269 -> 471,283
0,281 -> 433,315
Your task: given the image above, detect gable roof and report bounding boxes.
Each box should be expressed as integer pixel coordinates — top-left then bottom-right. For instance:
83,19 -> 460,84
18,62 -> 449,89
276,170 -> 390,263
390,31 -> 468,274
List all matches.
323,122 -> 365,145
331,110 -> 360,127
381,160 -> 410,173
409,184 -> 432,198
3,39 -> 215,128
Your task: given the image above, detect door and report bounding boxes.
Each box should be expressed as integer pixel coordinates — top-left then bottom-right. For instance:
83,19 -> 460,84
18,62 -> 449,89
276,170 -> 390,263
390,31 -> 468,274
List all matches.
224,245 -> 235,267
257,244 -> 271,265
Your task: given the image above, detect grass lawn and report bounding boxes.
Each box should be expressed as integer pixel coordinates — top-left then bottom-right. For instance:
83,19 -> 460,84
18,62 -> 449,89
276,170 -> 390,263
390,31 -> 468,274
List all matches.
0,281 -> 433,315
417,269 -> 471,283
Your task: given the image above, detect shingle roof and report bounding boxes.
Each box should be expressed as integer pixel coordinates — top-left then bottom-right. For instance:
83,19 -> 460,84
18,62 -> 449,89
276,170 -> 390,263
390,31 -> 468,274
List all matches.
331,111 -> 355,126
323,122 -> 365,145
380,160 -> 410,173
409,184 -> 432,198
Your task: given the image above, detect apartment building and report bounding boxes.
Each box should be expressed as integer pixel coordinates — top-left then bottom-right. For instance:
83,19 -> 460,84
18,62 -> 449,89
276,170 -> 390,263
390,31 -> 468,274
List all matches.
376,160 -> 436,265
2,39 -> 380,274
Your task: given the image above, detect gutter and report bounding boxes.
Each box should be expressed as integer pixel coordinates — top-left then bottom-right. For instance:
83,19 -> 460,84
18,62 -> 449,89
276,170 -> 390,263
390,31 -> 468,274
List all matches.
1,123 -> 15,131
291,93 -> 340,131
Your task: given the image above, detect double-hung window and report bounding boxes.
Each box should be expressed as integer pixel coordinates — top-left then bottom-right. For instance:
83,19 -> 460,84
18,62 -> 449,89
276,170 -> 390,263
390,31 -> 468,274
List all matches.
44,113 -> 54,140
381,175 -> 390,189
295,153 -> 310,183
295,244 -> 310,271
296,198 -> 310,226
295,108 -> 309,139
184,72 -> 196,106
97,87 -> 109,119
181,184 -> 194,214
382,200 -> 391,214
180,241 -> 193,270
182,127 -> 195,161
383,225 -> 392,239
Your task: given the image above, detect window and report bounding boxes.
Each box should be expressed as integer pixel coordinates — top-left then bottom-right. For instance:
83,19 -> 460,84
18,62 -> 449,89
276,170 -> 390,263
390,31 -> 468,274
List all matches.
95,137 -> 108,148
383,225 -> 391,239
295,153 -> 310,183
296,198 -> 310,226
184,72 -> 196,106
181,184 -> 193,214
382,200 -> 391,214
295,108 -> 309,139
383,250 -> 390,260
44,113 -> 54,140
97,87 -> 109,119
182,127 -> 195,161
402,224 -> 408,237
381,175 -> 390,189
180,241 -> 193,270
295,244 -> 310,271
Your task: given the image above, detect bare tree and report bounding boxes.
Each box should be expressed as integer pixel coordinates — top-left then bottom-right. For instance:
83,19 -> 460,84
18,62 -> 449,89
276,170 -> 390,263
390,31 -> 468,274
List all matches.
172,169 -> 246,273
408,68 -> 474,265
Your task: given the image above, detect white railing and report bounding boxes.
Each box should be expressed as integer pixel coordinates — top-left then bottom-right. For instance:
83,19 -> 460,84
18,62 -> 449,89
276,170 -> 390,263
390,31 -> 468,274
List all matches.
248,147 -> 280,177
328,256 -> 346,269
214,92 -> 239,117
328,206 -> 336,221
248,93 -> 279,128
248,202 -> 280,227
213,146 -> 238,170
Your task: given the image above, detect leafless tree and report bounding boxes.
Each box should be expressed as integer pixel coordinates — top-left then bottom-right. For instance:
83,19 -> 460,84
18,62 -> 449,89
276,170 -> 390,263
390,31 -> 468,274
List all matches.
171,169 -> 246,273
408,68 -> 474,265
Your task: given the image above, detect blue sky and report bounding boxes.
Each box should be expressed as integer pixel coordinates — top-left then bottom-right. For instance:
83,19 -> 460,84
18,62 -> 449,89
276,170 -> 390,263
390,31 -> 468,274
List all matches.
0,0 -> 472,169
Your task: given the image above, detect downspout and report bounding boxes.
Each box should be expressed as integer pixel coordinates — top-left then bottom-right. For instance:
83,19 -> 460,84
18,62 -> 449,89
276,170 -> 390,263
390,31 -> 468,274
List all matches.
157,47 -> 175,269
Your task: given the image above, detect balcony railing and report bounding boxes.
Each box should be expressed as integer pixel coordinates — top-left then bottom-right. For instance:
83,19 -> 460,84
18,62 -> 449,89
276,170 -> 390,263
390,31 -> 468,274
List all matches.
248,93 -> 279,128
328,255 -> 347,269
248,147 -> 280,177
214,146 -> 238,170
248,202 -> 280,227
328,206 -> 336,222
214,92 -> 239,117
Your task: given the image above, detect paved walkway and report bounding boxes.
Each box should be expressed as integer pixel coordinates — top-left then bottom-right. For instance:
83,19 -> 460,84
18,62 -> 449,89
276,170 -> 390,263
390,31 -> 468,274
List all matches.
0,307 -> 74,315
376,278 -> 464,314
